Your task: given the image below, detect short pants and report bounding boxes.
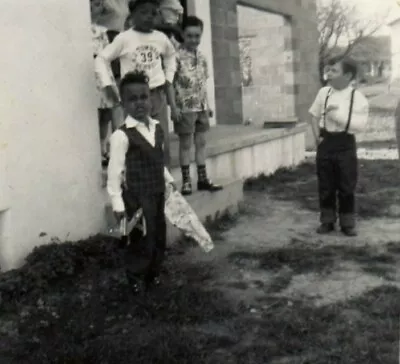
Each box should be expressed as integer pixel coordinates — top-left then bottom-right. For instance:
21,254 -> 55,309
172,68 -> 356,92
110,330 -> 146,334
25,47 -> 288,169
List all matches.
173,111 -> 210,135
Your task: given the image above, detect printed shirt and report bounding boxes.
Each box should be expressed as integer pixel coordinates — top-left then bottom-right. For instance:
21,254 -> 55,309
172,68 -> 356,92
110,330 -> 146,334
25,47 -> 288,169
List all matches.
174,46 -> 209,112
95,28 -> 176,90
107,116 -> 174,213
308,86 -> 369,135
91,24 -> 109,57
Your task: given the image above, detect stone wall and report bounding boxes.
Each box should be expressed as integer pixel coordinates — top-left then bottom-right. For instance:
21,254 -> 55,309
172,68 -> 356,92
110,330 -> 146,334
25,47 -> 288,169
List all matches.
210,0 -> 319,128
237,6 -> 296,125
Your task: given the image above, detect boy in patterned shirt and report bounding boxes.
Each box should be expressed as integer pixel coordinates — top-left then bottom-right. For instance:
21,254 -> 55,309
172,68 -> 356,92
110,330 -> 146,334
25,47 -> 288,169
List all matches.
174,16 -> 222,195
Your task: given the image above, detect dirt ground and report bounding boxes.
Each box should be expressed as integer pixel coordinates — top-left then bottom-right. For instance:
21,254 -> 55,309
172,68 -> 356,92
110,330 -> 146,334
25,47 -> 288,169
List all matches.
183,193 -> 400,310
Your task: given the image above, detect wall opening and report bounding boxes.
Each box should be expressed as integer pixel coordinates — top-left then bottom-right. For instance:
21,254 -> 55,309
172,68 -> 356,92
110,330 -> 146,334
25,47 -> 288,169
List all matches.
237,5 -> 296,126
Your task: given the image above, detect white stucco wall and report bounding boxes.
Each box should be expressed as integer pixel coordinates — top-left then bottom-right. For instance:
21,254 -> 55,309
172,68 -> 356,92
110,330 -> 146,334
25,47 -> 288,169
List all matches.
186,0 -> 216,126
0,0 -> 105,270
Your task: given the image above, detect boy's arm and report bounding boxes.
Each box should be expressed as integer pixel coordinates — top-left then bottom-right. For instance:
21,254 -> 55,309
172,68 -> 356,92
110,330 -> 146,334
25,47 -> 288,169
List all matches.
162,35 -> 180,119
327,92 -> 369,133
95,33 -> 125,89
346,93 -> 369,133
162,35 -> 177,86
164,167 -> 174,184
107,130 -> 128,214
395,100 -> 400,156
204,58 -> 213,115
308,89 -> 324,146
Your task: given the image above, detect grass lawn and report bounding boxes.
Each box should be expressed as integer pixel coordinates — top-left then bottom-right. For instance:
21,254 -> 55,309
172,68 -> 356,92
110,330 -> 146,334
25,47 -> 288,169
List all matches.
0,158 -> 399,363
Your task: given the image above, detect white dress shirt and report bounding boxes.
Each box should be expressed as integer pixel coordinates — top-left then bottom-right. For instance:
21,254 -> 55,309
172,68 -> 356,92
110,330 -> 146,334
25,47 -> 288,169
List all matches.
95,28 -> 176,90
107,115 -> 174,213
309,86 -> 369,134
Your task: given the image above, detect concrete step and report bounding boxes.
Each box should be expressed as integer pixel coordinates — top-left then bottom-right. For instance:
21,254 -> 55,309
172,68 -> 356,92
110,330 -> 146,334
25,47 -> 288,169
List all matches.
103,178 -> 243,243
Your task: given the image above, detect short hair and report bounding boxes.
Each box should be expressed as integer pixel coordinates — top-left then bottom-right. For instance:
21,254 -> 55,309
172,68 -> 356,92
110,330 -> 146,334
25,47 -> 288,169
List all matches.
327,56 -> 358,80
128,0 -> 160,13
182,16 -> 204,31
119,70 -> 150,96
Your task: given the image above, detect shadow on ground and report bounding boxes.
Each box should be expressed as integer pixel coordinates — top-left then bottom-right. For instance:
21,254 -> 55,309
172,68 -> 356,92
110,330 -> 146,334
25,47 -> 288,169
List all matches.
245,159 -> 400,218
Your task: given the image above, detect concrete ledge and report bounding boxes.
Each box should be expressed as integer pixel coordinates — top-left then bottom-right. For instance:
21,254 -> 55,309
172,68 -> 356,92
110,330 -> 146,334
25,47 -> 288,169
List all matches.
169,123 -> 308,169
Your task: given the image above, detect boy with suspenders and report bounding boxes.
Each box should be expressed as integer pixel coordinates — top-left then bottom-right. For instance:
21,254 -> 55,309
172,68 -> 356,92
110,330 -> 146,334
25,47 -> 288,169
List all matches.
309,57 -> 369,236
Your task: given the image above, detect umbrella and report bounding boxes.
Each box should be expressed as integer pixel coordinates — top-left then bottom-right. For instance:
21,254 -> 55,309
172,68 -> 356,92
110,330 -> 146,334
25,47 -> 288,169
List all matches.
164,186 -> 214,253
107,186 -> 214,253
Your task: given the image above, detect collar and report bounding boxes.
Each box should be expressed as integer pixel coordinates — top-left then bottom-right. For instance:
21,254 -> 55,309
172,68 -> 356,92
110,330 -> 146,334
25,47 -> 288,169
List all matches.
331,85 -> 353,94
125,115 -> 157,129
179,45 -> 198,56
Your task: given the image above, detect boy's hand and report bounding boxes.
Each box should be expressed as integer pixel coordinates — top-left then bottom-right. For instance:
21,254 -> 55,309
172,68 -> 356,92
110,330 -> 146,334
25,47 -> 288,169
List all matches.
104,85 -> 120,105
170,107 -> 182,123
114,211 -> 125,222
325,104 -> 339,114
208,109 -> 214,118
169,181 -> 177,191
165,181 -> 177,200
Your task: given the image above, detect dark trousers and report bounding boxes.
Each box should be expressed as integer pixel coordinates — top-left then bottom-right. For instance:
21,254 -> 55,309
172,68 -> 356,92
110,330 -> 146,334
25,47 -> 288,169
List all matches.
122,191 -> 167,280
316,131 -> 358,228
150,86 -> 170,167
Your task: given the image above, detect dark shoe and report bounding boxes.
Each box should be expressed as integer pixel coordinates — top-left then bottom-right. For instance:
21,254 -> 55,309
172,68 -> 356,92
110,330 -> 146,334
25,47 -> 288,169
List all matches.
197,179 -> 223,192
145,274 -> 161,290
101,154 -> 109,168
341,227 -> 357,237
126,274 -> 143,294
181,181 -> 192,196
316,223 -> 335,234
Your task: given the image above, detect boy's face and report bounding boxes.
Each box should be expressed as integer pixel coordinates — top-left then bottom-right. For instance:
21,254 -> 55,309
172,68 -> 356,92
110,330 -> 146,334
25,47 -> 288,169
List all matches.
325,62 -> 352,89
121,83 -> 151,121
132,3 -> 158,32
182,26 -> 202,51
90,0 -> 105,19
124,15 -> 133,30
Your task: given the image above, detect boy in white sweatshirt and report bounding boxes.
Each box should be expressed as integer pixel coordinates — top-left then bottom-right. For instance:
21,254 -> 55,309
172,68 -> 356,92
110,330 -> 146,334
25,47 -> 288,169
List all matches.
95,0 -> 179,166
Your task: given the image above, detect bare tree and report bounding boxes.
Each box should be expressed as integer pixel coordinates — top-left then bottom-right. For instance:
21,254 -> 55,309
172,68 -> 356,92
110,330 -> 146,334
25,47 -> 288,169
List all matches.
317,0 -> 389,84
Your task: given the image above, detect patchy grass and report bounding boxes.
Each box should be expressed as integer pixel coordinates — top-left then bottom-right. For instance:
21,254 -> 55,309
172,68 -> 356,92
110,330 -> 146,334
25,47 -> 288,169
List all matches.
0,236 -> 237,364
229,242 -> 400,293
2,237 -> 399,363
243,285 -> 400,364
244,159 -> 400,218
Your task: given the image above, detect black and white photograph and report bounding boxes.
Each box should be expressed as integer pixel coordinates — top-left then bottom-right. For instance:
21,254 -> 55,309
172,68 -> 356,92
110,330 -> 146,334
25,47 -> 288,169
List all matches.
0,0 -> 399,362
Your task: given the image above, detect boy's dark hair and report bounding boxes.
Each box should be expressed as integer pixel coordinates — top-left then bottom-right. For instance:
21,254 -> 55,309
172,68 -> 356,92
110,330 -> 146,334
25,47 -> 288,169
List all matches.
119,70 -> 150,96
327,56 -> 358,80
182,16 -> 204,31
128,0 -> 160,13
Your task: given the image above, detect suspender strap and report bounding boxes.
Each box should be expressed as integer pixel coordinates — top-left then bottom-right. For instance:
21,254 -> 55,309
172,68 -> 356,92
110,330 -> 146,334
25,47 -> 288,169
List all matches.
322,88 -> 332,129
344,89 -> 356,133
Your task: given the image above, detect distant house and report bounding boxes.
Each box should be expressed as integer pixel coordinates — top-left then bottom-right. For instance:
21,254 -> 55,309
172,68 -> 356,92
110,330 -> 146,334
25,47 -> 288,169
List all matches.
348,36 -> 391,81
328,36 -> 391,82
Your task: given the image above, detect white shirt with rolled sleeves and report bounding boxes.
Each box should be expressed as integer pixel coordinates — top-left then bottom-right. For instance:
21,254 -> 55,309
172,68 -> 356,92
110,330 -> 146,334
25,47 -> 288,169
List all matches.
107,115 -> 174,213
95,28 -> 176,90
309,86 -> 369,135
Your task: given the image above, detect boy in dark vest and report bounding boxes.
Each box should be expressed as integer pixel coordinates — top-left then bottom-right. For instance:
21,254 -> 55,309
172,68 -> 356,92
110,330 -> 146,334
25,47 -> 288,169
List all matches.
107,70 -> 175,292
308,56 -> 369,236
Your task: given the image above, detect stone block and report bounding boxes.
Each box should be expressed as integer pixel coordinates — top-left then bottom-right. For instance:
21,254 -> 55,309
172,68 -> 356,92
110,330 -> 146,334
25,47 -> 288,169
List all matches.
225,27 -> 238,41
